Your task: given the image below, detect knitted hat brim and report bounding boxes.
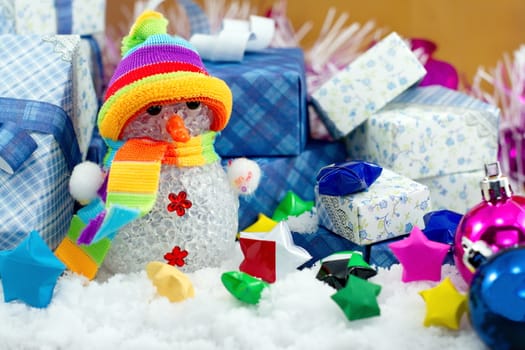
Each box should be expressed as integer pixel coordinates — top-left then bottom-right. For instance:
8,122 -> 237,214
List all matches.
98,72 -> 232,140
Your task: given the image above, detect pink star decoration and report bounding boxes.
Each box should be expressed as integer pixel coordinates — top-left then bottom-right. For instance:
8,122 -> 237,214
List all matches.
388,225 -> 450,282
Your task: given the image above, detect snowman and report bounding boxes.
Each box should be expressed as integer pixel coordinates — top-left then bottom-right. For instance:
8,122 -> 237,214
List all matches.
56,11 -> 259,277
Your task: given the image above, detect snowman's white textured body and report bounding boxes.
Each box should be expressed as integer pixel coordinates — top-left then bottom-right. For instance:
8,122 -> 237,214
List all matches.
104,162 -> 238,274
103,103 -> 239,274
104,101 -> 239,273
79,11 -> 243,275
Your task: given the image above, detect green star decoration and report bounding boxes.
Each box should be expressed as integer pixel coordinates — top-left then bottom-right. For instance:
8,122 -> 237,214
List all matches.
331,275 -> 382,321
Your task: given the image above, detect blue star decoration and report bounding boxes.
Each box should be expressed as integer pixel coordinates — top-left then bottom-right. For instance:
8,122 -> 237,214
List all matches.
0,231 -> 65,308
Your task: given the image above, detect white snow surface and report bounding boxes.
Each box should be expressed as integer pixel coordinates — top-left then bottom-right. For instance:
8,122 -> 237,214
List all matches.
0,247 -> 487,350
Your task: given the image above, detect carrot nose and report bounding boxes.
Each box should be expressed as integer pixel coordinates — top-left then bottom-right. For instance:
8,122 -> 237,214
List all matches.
166,114 -> 190,142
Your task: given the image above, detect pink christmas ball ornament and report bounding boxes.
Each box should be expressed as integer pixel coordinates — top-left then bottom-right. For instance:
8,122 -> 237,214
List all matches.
454,162 -> 525,284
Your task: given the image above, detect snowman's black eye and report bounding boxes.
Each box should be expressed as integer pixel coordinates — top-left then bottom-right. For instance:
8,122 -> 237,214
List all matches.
186,101 -> 201,110
146,105 -> 162,115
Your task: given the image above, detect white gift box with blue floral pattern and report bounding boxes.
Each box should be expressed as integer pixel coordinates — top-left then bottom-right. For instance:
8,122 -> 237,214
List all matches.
418,169 -> 484,214
346,86 -> 500,180
316,168 -> 431,245
0,0 -> 105,35
311,32 -> 426,139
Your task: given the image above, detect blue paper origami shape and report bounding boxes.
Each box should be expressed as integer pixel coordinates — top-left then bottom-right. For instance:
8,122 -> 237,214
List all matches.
422,209 -> 463,245
0,231 -> 65,308
316,161 -> 383,196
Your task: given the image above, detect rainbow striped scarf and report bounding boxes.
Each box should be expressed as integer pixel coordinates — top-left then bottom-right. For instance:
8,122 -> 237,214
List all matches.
104,131 -> 219,214
55,131 -> 219,279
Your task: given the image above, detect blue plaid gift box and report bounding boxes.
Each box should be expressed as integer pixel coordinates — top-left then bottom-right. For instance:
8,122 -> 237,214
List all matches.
0,34 -> 98,250
178,0 -> 210,35
0,34 -> 98,159
291,227 -> 406,268
223,141 -> 347,230
0,1 -> 106,100
316,168 -> 431,245
0,99 -> 81,251
207,48 -> 308,157
311,32 -> 426,139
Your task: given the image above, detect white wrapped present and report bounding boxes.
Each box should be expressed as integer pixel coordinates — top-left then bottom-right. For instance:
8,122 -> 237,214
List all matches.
311,32 -> 426,139
316,168 -> 431,245
346,86 -> 500,180
0,0 -> 105,36
418,169 -> 484,214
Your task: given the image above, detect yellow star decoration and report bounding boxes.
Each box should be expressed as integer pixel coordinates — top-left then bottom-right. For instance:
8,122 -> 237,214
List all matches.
146,261 -> 195,302
236,213 -> 278,239
419,277 -> 468,330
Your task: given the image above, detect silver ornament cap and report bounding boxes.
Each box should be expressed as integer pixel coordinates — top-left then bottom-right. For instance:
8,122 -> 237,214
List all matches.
480,161 -> 512,201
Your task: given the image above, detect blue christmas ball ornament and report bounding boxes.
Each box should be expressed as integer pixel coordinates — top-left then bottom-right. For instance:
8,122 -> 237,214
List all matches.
469,247 -> 525,350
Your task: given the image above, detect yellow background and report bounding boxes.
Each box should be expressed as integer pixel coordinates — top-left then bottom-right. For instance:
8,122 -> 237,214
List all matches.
107,0 -> 525,83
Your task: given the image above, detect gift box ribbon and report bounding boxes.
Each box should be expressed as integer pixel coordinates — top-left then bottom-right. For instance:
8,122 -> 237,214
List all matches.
0,97 -> 81,173
0,121 -> 37,174
190,15 -> 275,62
54,0 -> 72,34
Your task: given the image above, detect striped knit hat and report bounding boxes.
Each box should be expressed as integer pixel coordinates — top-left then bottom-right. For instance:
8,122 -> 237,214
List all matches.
98,10 -> 232,141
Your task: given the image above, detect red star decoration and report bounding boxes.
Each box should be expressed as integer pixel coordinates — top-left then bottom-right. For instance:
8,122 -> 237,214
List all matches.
388,225 -> 450,282
167,191 -> 192,216
238,222 -> 311,283
164,246 -> 189,267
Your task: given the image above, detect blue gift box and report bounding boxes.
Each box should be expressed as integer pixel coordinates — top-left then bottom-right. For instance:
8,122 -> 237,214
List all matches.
223,140 -> 347,230
0,35 -> 96,250
291,227 -> 403,268
0,99 -> 80,251
0,1 -> 106,101
0,34 -> 98,159
206,48 -> 308,157
293,226 -> 454,269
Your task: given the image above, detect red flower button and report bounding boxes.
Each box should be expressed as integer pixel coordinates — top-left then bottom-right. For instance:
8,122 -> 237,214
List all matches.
167,191 -> 192,216
164,246 -> 189,267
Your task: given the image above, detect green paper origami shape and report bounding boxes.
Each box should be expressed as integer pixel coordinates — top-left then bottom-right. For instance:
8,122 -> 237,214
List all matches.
221,271 -> 269,304
347,252 -> 377,280
272,191 -> 314,222
316,251 -> 377,290
331,275 -> 382,321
